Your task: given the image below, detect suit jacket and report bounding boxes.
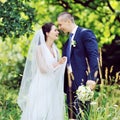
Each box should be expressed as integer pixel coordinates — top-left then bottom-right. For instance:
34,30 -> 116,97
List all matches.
63,27 -> 99,93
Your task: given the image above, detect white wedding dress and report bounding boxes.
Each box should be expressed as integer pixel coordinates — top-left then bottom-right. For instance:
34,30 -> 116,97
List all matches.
20,43 -> 66,120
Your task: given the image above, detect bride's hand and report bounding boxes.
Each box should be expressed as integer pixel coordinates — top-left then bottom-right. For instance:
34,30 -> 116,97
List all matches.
52,57 -> 67,68
58,56 -> 67,64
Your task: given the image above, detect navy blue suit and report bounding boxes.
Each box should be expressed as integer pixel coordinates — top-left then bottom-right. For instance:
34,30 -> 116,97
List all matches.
63,27 -> 99,119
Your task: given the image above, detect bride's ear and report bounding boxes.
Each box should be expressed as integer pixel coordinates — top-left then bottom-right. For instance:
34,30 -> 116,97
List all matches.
46,32 -> 49,37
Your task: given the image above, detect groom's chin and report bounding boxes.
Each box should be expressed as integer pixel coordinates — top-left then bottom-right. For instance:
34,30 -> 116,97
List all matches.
64,31 -> 68,35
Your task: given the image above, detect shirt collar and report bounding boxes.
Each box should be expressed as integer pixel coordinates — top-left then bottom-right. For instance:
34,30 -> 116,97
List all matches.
71,25 -> 78,35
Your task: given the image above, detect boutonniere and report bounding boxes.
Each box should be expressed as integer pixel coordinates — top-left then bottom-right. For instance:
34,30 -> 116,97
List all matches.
71,40 -> 76,47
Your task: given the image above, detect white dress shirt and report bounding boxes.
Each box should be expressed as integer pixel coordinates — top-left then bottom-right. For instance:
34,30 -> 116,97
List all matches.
67,25 -> 78,73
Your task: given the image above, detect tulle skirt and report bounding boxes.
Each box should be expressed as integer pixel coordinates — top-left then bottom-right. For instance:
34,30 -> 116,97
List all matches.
20,70 -> 65,120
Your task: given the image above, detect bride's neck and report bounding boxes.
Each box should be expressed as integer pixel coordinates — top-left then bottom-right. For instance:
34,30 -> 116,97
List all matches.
46,39 -> 55,57
46,39 -> 53,48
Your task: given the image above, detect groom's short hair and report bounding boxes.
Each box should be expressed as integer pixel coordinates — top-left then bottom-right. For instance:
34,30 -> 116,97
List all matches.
58,12 -> 75,23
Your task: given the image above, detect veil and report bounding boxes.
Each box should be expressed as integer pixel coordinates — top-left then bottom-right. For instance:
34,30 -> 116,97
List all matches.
17,29 -> 45,111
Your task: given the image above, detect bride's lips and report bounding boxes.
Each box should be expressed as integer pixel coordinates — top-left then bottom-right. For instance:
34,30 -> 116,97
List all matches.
56,33 -> 59,37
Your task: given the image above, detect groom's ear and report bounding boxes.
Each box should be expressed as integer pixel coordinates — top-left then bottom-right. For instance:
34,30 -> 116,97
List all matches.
65,18 -> 71,23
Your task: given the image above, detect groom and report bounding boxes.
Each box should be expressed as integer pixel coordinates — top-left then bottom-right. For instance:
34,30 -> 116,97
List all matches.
57,12 -> 99,120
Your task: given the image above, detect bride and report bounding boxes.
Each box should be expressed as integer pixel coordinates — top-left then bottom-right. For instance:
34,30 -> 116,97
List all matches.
17,22 -> 67,120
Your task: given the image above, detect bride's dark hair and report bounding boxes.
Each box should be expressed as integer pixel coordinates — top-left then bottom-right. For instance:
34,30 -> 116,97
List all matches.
42,22 -> 54,41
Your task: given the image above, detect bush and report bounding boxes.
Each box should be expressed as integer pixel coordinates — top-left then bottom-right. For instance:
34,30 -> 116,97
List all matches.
0,36 -> 30,89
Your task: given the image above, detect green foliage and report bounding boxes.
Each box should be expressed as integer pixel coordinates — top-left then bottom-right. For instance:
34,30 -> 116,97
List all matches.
0,36 -> 31,89
0,85 -> 21,120
0,1 -> 120,119
88,85 -> 120,120
0,84 -> 120,120
43,0 -> 120,47
0,0 -> 35,38
1,0 -> 120,45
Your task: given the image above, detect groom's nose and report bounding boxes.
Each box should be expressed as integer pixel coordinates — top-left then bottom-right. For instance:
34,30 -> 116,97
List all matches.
58,24 -> 62,30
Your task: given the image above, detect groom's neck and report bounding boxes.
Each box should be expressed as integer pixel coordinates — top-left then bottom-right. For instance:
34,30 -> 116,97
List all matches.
69,24 -> 77,33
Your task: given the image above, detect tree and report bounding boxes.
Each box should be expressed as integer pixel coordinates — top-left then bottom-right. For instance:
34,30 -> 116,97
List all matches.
0,0 -> 36,39
44,0 -> 120,47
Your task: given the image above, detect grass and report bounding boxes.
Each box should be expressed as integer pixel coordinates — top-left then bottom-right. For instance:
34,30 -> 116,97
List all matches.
0,85 -> 21,120
0,82 -> 120,120
0,52 -> 120,120
88,84 -> 120,120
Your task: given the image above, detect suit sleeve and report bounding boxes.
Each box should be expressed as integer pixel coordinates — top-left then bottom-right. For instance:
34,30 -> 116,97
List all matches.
81,29 -> 99,81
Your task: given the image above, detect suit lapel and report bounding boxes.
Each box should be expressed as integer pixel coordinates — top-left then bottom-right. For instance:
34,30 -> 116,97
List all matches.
70,27 -> 83,57
63,27 -> 82,58
63,38 -> 69,56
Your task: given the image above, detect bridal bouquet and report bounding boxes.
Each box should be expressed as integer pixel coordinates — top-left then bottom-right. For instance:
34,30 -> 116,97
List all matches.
76,85 -> 94,103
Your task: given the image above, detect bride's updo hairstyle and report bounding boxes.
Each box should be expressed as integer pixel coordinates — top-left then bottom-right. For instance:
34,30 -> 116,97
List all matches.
42,22 -> 54,41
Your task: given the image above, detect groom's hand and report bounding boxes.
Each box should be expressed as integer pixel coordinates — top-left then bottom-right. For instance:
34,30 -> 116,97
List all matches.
68,72 -> 74,81
86,80 -> 96,90
67,72 -> 74,88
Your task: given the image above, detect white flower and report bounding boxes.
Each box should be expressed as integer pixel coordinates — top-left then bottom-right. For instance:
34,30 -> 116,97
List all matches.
90,101 -> 97,105
76,85 -> 94,103
71,40 -> 76,47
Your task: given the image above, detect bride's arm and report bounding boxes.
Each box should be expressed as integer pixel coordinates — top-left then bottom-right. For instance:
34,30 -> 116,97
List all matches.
36,45 -> 66,73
